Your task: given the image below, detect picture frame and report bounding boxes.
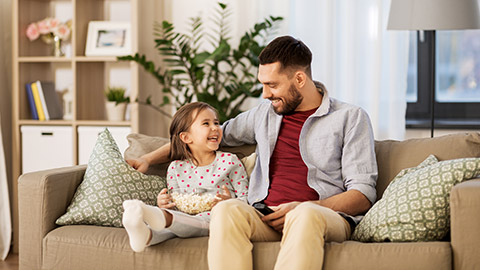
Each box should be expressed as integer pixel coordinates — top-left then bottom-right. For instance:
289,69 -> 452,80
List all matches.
85,21 -> 132,56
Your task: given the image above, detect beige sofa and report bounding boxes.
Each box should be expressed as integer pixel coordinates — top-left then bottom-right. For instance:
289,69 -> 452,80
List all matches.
18,133 -> 480,270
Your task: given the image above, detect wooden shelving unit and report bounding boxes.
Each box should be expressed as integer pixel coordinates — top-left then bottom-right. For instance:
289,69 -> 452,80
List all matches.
11,0 -> 139,252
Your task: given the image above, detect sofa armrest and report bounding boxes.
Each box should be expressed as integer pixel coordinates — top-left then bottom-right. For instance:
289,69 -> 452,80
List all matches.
18,165 -> 87,270
450,178 -> 480,270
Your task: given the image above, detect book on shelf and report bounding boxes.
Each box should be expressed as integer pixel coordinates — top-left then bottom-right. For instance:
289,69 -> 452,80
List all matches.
35,81 -> 63,120
25,83 -> 38,120
26,81 -> 64,121
30,81 -> 46,121
35,81 -> 50,120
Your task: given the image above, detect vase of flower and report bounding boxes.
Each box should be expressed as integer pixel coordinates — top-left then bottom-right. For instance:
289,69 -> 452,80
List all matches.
26,18 -> 71,57
53,35 -> 64,57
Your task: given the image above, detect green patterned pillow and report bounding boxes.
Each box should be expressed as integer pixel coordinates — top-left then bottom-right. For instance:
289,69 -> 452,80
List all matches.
352,155 -> 480,242
56,129 -> 166,227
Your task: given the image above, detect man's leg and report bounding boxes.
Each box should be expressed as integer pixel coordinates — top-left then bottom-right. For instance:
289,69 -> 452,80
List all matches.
208,200 -> 281,270
274,202 -> 351,270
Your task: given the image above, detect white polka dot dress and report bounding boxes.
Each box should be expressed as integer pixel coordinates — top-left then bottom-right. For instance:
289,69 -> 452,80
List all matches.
167,151 -> 249,216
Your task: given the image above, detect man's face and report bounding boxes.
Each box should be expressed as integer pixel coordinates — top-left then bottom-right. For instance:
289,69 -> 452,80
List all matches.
258,62 -> 303,115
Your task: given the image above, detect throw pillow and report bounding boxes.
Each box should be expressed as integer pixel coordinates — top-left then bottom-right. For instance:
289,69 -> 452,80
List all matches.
56,129 -> 166,227
352,155 -> 480,242
240,152 -> 257,178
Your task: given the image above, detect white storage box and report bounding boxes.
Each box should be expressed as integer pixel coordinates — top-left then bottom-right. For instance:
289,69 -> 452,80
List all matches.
78,126 -> 131,165
21,125 -> 74,174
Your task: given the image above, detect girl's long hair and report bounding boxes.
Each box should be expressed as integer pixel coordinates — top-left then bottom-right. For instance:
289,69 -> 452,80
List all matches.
169,102 -> 219,165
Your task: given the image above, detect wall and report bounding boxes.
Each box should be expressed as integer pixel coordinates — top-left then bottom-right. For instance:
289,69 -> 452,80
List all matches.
134,0 -> 171,138
0,0 -> 12,238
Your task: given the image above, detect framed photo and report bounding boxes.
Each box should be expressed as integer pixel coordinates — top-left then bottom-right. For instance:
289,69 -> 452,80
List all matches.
85,21 -> 132,56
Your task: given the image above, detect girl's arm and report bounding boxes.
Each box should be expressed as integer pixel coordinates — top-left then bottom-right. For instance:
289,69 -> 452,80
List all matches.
157,161 -> 180,209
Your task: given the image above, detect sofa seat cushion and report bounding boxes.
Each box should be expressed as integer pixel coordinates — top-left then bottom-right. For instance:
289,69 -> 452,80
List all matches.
43,225 -> 210,270
324,241 -> 452,270
42,226 -> 451,270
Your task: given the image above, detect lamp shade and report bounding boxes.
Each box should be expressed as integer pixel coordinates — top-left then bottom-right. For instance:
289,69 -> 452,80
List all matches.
388,0 -> 480,30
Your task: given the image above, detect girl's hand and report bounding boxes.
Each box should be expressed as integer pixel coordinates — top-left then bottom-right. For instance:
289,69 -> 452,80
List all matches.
212,185 -> 232,206
157,188 -> 176,209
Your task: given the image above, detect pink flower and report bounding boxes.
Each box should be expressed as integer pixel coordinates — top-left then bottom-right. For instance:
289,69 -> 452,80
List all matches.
26,23 -> 39,41
55,24 -> 71,40
26,17 -> 71,43
47,18 -> 60,30
37,19 -> 50,34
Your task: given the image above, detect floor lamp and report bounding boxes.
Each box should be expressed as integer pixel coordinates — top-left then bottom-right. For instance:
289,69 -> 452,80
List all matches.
387,0 -> 480,138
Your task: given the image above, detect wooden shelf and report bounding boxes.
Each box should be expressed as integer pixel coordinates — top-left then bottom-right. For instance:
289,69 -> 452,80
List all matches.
18,57 -> 72,62
74,56 -> 120,62
18,119 -> 73,125
12,0 -> 139,253
75,120 -> 132,126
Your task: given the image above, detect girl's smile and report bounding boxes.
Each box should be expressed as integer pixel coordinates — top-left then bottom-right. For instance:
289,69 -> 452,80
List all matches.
181,108 -> 223,166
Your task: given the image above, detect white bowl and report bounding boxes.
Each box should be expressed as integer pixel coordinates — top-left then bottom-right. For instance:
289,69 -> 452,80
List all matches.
170,188 -> 217,215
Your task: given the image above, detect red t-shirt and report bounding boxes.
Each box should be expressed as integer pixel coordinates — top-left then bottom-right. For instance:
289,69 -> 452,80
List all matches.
264,108 -> 320,206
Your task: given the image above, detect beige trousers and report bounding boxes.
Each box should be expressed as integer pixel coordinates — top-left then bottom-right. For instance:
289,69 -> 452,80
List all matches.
208,199 -> 351,270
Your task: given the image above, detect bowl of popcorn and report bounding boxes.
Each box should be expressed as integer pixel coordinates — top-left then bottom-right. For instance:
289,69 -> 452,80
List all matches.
170,188 -> 217,215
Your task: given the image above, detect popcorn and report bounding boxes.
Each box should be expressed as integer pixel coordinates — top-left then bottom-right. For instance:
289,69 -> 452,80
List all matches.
171,192 -> 215,215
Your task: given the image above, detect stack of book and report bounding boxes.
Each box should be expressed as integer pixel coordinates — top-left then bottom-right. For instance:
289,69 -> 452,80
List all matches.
25,81 -> 64,120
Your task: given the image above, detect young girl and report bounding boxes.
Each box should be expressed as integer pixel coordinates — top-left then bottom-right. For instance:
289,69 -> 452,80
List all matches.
122,102 -> 249,252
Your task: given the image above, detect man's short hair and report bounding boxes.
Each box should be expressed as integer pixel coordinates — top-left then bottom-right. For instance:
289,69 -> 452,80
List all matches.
258,36 -> 312,78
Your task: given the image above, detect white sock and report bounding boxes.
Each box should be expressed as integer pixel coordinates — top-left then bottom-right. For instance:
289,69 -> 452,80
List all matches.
141,204 -> 167,231
122,200 -> 151,252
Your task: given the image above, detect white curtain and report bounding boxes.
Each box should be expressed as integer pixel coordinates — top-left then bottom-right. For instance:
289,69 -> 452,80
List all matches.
287,0 -> 409,140
164,0 -> 410,139
0,111 -> 11,260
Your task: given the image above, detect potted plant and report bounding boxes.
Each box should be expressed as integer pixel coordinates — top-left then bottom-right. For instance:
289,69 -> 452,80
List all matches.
118,2 -> 282,122
105,86 -> 130,121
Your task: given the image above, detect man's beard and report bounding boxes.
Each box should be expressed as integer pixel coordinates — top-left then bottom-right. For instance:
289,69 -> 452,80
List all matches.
271,83 -> 303,115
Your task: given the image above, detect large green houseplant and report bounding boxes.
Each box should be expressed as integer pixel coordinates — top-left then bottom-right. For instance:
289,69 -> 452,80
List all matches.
118,2 -> 282,122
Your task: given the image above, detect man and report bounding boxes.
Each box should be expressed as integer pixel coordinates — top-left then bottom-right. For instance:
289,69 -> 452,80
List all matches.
127,36 -> 377,270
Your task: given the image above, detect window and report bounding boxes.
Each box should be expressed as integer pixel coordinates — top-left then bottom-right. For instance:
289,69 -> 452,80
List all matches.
406,30 -> 480,129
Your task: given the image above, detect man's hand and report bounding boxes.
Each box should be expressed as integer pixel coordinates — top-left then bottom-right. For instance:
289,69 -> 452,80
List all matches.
212,185 -> 232,206
126,157 -> 150,173
157,188 -> 176,209
261,201 -> 301,232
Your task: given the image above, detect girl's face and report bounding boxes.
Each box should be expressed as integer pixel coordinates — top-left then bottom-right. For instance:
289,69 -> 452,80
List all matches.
181,108 -> 223,155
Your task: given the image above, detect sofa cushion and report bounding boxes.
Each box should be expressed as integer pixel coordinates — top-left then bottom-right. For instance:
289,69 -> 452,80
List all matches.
56,129 -> 166,227
374,132 -> 480,199
352,155 -> 480,242
324,241 -> 451,270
